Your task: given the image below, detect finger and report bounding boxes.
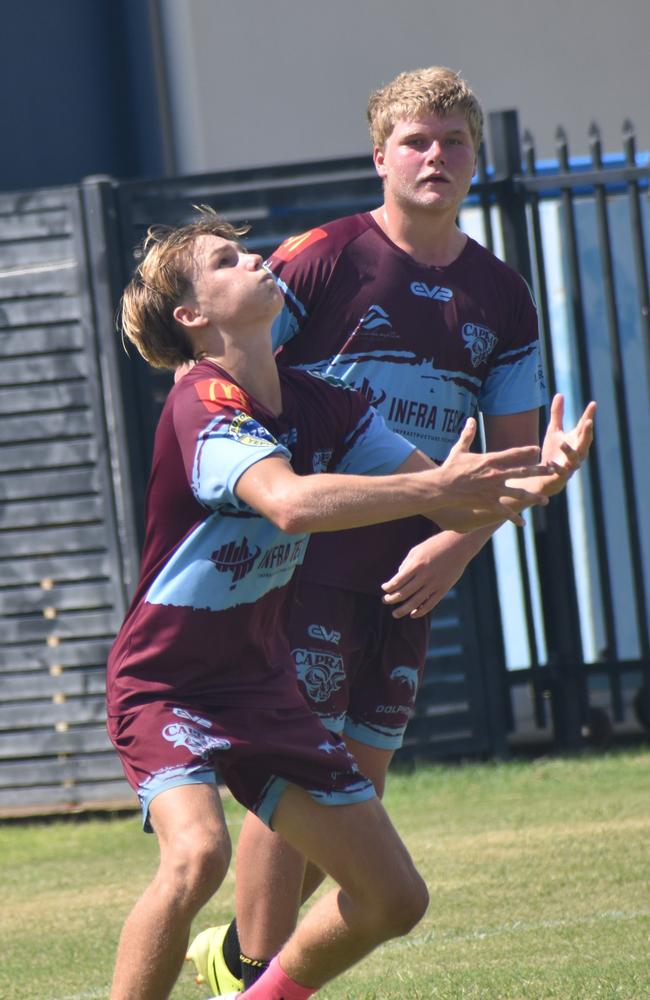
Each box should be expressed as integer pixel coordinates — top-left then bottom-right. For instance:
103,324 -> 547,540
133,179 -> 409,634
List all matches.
559,441 -> 581,466
389,586 -> 431,615
489,445 -> 541,469
502,461 -> 555,479
497,501 -> 527,527
381,569 -> 416,594
383,571 -> 429,603
570,402 -> 596,446
391,588 -> 442,619
579,401 -> 597,425
382,584 -> 419,605
576,419 -> 594,456
574,405 -> 595,437
408,591 -> 446,618
548,393 -> 565,431
470,499 -> 528,527
449,417 -> 477,457
500,484 -> 550,505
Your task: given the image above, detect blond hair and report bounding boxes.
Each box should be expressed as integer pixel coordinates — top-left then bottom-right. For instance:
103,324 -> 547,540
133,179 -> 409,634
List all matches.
120,209 -> 250,369
367,66 -> 483,150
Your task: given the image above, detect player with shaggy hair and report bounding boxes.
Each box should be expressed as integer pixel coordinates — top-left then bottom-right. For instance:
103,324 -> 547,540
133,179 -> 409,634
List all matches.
186,66 -> 595,996
105,207 -> 584,1000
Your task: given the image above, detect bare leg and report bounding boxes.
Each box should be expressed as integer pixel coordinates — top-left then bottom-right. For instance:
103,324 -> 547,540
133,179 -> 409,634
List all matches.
110,783 -> 231,1000
271,783 -> 428,988
235,742 -> 394,960
299,738 -> 394,898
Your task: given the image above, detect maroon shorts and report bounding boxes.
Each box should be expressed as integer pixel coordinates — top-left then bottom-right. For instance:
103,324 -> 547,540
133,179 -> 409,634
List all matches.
107,699 -> 375,832
288,581 -> 429,750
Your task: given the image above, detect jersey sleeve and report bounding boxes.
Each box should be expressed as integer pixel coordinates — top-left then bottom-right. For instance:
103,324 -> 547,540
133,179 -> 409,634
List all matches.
173,376 -> 291,510
266,227 -> 333,352
478,276 -> 548,415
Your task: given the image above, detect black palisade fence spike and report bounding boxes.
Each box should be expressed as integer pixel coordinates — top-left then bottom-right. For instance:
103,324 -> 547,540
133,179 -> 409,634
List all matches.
522,128 -> 536,175
589,122 -> 603,168
622,118 -> 636,165
555,126 -> 569,170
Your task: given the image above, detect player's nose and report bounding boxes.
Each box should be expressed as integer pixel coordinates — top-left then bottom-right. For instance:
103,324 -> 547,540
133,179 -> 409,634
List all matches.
245,253 -> 264,269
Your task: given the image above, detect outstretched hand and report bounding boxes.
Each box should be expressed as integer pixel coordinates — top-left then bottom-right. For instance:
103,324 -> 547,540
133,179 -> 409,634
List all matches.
437,417 -> 553,528
539,394 -> 596,495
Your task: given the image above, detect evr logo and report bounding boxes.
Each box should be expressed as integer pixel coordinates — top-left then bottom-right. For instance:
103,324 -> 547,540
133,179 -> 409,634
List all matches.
308,624 -> 342,645
410,281 -> 453,302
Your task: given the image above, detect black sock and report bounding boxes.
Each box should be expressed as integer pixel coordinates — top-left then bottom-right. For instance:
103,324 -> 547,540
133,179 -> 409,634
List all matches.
241,954 -> 270,989
221,919 -> 242,979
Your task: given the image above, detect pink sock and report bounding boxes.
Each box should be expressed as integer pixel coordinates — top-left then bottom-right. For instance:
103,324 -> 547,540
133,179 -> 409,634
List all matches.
241,956 -> 316,999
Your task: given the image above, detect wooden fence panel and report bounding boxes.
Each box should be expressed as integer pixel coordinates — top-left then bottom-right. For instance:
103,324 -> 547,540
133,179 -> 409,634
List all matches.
0,187 -> 136,815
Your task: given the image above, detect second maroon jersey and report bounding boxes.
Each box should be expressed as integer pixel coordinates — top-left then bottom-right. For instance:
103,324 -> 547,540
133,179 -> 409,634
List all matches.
266,212 -> 546,593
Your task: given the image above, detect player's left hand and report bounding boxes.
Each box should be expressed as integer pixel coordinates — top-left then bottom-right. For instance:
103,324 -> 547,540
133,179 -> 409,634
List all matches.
539,394 -> 596,495
381,532 -> 473,619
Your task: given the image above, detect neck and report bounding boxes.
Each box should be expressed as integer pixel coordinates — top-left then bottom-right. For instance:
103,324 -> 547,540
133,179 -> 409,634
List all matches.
371,201 -> 467,267
199,331 -> 282,415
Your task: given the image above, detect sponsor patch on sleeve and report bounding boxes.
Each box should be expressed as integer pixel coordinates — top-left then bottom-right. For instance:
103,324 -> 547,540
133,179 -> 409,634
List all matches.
272,228 -> 328,262
194,378 -> 248,413
227,412 -> 278,447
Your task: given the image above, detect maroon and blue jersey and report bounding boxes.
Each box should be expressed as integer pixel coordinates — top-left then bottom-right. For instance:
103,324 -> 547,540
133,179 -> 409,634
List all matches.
106,360 -> 414,716
266,212 -> 547,592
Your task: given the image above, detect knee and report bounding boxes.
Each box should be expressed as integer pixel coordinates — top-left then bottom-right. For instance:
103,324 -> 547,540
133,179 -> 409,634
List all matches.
161,823 -> 232,906
370,868 -> 429,940
391,870 -> 429,935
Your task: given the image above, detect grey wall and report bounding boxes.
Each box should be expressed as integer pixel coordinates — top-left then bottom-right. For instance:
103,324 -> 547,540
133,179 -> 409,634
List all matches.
159,0 -> 650,173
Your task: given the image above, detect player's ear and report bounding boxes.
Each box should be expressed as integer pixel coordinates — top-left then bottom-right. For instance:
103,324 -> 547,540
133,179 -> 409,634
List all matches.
173,303 -> 209,330
373,145 -> 387,178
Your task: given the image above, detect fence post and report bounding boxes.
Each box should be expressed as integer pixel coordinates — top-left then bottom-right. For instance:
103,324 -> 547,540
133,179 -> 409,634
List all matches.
487,110 -> 588,750
79,176 -> 143,596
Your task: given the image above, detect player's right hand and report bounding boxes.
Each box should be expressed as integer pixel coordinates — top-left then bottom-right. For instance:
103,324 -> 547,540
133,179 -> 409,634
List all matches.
436,417 -> 553,527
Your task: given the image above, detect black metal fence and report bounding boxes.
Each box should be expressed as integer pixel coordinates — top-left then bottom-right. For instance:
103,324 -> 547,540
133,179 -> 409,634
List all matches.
1,110 -> 649,815
487,114 -> 650,749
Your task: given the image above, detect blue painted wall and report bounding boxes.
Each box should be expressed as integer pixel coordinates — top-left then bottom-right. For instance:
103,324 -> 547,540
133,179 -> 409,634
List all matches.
0,0 -> 165,191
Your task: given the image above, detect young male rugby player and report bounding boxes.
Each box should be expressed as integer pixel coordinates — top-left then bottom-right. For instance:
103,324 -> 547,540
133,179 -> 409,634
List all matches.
106,211 -> 566,1000
186,67 -> 596,996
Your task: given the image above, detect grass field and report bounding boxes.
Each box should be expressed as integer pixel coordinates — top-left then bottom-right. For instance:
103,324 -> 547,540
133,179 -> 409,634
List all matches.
2,749 -> 650,999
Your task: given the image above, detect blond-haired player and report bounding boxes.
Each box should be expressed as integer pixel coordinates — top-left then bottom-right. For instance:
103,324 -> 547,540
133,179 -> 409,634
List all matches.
184,67 -> 595,995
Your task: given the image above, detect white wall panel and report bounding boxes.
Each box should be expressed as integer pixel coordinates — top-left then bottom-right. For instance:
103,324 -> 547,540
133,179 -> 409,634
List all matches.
159,0 -> 650,173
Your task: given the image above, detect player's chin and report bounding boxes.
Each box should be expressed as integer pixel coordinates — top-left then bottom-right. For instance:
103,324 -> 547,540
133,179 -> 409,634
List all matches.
414,190 -> 452,210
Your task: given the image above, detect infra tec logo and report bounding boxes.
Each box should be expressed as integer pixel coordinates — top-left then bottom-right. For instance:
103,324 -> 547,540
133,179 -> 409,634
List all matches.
210,537 -> 261,589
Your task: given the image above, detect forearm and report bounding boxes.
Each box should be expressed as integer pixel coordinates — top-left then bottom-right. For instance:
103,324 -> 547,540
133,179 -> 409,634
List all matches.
267,469 -> 448,534
430,522 -> 497,561
234,433 -> 550,535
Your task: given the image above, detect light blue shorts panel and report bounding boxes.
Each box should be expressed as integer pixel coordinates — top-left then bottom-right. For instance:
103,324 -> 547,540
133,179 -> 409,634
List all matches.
257,775 -> 377,830
343,717 -> 407,751
138,764 -> 218,833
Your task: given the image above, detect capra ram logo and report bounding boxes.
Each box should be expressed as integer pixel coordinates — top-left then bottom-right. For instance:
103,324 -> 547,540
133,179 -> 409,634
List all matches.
461,322 -> 498,368
162,723 -> 231,756
293,648 -> 346,703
